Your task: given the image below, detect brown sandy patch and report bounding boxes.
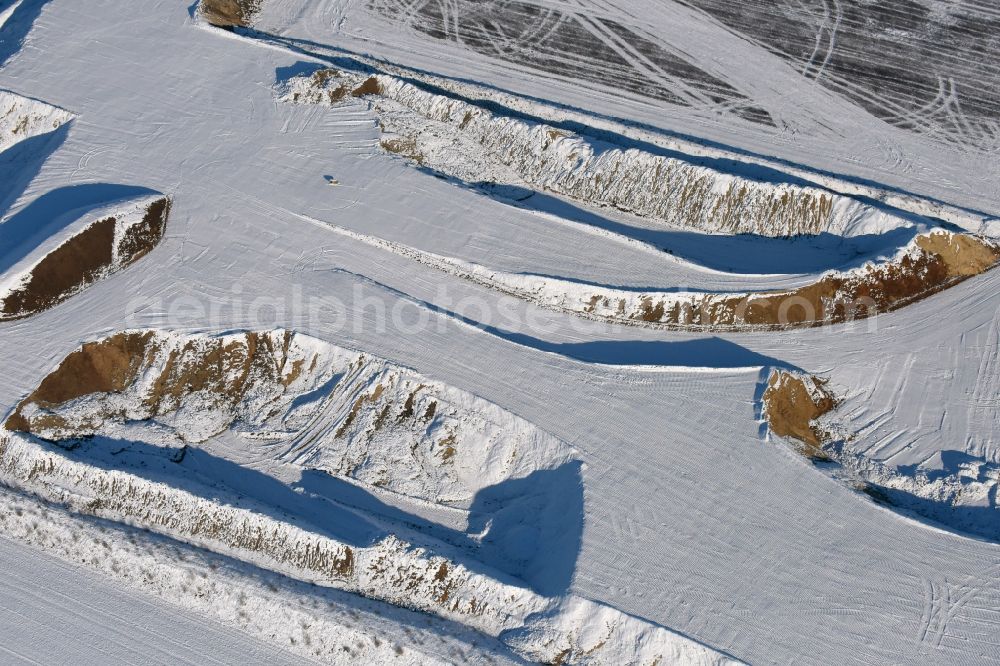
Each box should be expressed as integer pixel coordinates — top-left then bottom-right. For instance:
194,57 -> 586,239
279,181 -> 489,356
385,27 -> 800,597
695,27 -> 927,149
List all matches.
0,197 -> 170,321
915,231 -> 1000,276
762,371 -> 837,459
200,0 -> 262,27
4,332 -> 155,432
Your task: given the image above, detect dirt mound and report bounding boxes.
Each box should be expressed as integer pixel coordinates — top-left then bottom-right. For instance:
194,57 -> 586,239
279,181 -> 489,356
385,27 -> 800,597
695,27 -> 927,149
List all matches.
762,371 -> 837,458
712,231 -> 1000,328
6,330 -> 300,440
200,0 -> 262,27
5,329 -> 574,504
0,197 -> 170,321
577,230 -> 1000,329
351,76 -> 382,98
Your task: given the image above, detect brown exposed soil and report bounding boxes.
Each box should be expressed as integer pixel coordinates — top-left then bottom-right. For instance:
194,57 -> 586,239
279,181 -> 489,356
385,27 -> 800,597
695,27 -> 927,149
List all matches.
638,297 -> 665,322
117,197 -> 170,267
327,86 -> 349,103
143,333 -> 288,417
351,77 -> 382,97
0,198 -> 170,321
762,371 -> 837,458
438,433 -> 457,461
398,386 -> 422,421
915,232 -> 1000,275
5,332 -> 155,431
311,69 -> 338,87
380,136 -> 424,164
200,0 -> 262,27
1,216 -> 116,319
332,546 -> 354,577
335,384 -> 384,438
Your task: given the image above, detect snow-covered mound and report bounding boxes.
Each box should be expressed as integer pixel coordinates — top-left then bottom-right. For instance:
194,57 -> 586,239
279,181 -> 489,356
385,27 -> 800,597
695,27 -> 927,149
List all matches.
0,485 -> 523,665
279,354 -> 574,504
0,89 -> 72,154
0,328 -> 739,665
0,196 -> 170,320
6,329 -> 572,504
280,70 -> 914,238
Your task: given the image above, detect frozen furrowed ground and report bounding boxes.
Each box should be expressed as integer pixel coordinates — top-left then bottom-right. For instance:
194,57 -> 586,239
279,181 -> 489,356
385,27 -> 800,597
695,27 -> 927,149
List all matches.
0,0 -> 999,664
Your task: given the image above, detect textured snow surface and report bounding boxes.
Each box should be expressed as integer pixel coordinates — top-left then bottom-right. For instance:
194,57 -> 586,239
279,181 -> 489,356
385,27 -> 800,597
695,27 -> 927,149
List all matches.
0,0 -> 999,664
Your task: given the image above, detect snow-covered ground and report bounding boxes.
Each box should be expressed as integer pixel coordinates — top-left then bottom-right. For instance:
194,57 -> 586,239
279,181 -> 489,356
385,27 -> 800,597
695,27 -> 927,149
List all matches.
0,0 -> 999,664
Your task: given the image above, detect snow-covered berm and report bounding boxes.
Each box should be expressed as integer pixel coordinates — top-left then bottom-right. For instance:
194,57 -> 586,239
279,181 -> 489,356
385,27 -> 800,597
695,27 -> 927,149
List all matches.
280,70 -> 914,238
314,221 -> 1000,331
0,485 -> 521,665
